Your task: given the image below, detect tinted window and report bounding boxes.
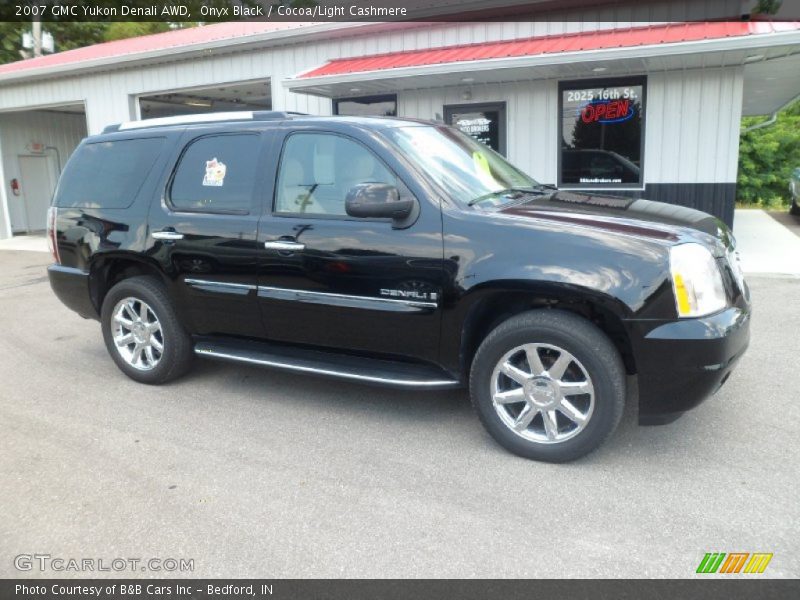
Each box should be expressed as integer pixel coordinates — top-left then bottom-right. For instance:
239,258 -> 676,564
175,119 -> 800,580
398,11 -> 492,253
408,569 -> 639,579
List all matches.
334,95 -> 397,117
560,79 -> 645,187
275,133 -> 398,216
55,138 -> 165,209
444,102 -> 507,155
170,134 -> 261,213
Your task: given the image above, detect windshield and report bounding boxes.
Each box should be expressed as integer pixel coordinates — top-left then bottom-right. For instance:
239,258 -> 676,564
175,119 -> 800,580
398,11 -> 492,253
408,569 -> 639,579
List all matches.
385,125 -> 542,207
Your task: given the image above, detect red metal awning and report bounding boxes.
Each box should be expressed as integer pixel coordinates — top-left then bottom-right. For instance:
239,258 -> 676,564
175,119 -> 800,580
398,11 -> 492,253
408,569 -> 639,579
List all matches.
300,21 -> 800,79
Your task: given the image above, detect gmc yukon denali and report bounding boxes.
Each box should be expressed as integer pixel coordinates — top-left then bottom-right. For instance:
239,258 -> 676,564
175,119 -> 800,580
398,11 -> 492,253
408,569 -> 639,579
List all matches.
47,112 -> 750,462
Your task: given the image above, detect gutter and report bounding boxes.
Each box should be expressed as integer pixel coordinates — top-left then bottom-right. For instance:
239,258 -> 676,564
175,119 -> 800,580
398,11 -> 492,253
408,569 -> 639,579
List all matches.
742,91 -> 800,133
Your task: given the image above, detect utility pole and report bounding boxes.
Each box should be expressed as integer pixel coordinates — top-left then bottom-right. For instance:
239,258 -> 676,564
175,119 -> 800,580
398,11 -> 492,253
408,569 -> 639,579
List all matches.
32,16 -> 42,58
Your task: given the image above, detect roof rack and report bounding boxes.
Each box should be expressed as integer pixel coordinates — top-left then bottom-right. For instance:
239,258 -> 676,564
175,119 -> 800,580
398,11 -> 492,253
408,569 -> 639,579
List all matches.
104,110 -> 305,133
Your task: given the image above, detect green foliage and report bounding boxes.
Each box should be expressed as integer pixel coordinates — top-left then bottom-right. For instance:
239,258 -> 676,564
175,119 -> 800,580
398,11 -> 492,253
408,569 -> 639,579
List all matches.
0,21 -> 201,65
0,22 -> 109,64
753,0 -> 783,15
737,100 -> 800,207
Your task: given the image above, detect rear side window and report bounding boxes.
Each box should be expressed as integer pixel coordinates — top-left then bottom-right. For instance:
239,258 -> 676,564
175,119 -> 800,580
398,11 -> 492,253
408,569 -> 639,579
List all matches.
55,138 -> 165,209
169,134 -> 261,214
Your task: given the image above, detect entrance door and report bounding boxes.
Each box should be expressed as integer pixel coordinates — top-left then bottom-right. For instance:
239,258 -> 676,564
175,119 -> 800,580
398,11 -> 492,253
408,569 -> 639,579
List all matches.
19,155 -> 55,231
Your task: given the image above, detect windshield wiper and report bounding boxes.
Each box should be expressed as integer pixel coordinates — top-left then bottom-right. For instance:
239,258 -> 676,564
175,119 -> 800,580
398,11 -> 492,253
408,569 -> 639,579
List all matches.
467,187 -> 544,206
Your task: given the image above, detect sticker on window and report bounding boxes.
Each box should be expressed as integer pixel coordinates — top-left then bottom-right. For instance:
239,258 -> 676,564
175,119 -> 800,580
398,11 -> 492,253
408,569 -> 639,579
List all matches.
203,158 -> 227,187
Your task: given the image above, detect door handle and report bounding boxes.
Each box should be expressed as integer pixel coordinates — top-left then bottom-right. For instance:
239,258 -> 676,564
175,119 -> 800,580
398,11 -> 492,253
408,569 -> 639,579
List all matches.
152,230 -> 184,241
264,240 -> 305,252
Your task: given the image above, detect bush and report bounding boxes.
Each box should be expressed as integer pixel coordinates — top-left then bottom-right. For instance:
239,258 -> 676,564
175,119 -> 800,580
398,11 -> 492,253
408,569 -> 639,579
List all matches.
737,101 -> 800,208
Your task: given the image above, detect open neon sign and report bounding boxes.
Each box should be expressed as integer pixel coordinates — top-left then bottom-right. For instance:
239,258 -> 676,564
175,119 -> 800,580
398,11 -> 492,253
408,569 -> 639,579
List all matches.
580,99 -> 634,124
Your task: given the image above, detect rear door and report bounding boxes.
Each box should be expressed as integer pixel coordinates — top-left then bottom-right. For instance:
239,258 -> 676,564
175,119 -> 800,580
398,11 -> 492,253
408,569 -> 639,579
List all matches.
148,128 -> 274,338
255,127 -> 445,363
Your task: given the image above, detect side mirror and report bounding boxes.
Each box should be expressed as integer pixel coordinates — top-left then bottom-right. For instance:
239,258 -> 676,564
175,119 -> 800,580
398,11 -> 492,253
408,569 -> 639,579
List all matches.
345,183 -> 415,221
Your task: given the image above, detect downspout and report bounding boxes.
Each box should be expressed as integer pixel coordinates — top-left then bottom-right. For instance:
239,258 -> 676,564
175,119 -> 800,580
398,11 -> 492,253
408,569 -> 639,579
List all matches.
742,92 -> 800,134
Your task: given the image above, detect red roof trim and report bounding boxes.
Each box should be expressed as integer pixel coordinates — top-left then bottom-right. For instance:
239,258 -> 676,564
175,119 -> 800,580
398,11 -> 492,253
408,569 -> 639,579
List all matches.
0,21 -> 313,76
300,20 -> 800,78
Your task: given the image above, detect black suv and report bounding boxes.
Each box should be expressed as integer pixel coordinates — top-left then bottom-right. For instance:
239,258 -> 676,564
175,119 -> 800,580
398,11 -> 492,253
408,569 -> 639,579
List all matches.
47,112 -> 750,462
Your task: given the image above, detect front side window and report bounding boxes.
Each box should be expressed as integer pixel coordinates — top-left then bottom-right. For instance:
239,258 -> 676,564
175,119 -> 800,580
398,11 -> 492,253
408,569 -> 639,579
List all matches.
275,133 -> 399,216
559,78 -> 645,188
169,134 -> 261,213
386,125 -> 540,208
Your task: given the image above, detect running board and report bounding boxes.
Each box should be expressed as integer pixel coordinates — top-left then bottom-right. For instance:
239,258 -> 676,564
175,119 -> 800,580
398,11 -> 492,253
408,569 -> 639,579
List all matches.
193,338 -> 461,389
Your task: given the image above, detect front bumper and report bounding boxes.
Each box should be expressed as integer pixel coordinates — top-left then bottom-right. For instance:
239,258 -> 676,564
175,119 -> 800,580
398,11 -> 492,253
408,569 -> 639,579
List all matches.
627,305 -> 750,423
48,264 -> 97,319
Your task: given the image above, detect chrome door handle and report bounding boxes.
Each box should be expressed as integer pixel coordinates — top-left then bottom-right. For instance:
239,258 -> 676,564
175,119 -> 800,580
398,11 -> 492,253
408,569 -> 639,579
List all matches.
264,240 -> 305,252
152,230 -> 184,241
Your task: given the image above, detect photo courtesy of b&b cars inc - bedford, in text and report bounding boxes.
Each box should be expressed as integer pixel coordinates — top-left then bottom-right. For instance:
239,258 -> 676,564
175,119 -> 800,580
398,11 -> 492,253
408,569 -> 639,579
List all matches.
0,1 -> 799,599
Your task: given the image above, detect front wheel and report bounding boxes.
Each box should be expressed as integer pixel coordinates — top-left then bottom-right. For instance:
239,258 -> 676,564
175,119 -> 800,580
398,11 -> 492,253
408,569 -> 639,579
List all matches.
790,197 -> 800,216
469,310 -> 625,462
101,276 -> 193,384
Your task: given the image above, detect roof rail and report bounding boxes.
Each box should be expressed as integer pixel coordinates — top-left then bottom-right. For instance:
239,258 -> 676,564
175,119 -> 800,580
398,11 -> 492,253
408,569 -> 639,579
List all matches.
104,110 -> 301,133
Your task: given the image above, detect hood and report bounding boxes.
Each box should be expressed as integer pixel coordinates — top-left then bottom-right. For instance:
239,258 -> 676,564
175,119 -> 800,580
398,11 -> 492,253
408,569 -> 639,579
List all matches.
497,190 -> 732,251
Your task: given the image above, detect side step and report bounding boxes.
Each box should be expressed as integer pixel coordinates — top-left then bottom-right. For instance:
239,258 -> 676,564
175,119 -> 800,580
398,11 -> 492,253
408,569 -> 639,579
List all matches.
193,337 -> 462,390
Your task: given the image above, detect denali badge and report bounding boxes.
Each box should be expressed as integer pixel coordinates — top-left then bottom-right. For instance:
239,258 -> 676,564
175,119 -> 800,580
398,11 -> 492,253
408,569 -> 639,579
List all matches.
380,289 -> 438,302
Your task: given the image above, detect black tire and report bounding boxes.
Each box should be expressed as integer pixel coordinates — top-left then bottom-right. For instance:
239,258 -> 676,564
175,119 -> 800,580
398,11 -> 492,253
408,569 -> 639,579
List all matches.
101,276 -> 193,384
790,198 -> 800,216
469,310 -> 625,462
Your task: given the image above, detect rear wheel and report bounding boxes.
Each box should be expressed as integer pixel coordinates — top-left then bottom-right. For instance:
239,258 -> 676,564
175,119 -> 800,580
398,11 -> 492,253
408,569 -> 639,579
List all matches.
469,310 -> 625,462
790,197 -> 800,216
101,276 -> 193,384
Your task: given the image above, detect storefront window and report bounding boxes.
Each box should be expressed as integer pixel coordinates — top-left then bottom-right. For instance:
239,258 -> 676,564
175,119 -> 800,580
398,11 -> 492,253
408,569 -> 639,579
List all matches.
333,94 -> 397,117
444,102 -> 507,155
559,78 -> 645,188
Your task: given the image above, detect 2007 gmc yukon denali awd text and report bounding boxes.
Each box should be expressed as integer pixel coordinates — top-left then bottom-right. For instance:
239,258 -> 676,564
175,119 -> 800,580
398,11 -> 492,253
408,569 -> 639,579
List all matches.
47,112 -> 750,462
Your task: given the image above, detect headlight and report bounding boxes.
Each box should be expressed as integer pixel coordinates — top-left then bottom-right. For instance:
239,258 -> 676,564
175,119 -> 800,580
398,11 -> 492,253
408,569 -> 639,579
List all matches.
669,243 -> 727,317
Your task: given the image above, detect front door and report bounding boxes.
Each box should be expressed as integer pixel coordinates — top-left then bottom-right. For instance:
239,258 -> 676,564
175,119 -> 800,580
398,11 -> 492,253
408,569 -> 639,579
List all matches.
148,130 -> 272,338
256,130 -> 444,363
19,155 -> 56,231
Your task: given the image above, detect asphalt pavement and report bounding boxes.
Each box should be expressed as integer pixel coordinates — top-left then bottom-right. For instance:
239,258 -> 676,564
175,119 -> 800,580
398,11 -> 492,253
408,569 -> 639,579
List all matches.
0,249 -> 798,578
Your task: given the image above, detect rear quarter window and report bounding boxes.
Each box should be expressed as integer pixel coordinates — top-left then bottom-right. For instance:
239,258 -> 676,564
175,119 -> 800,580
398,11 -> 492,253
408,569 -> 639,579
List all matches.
55,137 -> 165,209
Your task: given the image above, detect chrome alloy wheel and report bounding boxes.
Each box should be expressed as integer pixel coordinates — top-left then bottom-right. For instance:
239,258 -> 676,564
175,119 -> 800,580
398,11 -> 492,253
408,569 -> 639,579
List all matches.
111,297 -> 164,371
490,343 -> 595,444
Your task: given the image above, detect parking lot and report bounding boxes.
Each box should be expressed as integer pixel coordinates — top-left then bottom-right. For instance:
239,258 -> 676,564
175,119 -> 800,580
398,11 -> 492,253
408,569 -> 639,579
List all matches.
0,247 -> 798,579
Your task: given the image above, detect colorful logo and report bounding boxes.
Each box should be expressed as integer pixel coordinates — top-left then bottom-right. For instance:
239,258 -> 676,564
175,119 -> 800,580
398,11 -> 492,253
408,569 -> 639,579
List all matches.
580,99 -> 634,124
696,552 -> 773,574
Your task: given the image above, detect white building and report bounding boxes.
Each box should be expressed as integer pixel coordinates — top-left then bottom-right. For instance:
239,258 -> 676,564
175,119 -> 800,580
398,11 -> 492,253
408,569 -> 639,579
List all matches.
0,3 -> 799,238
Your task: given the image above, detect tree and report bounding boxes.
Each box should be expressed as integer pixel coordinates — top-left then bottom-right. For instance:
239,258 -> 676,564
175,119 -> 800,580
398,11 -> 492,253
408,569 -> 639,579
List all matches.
737,100 -> 800,207
0,22 -> 109,64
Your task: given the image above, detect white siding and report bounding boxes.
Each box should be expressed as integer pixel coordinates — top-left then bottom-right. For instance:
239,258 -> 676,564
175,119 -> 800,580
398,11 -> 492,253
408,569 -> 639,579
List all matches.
399,66 -> 743,186
0,110 -> 87,233
644,67 -> 744,184
0,0 -> 741,133
399,80 -> 559,184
